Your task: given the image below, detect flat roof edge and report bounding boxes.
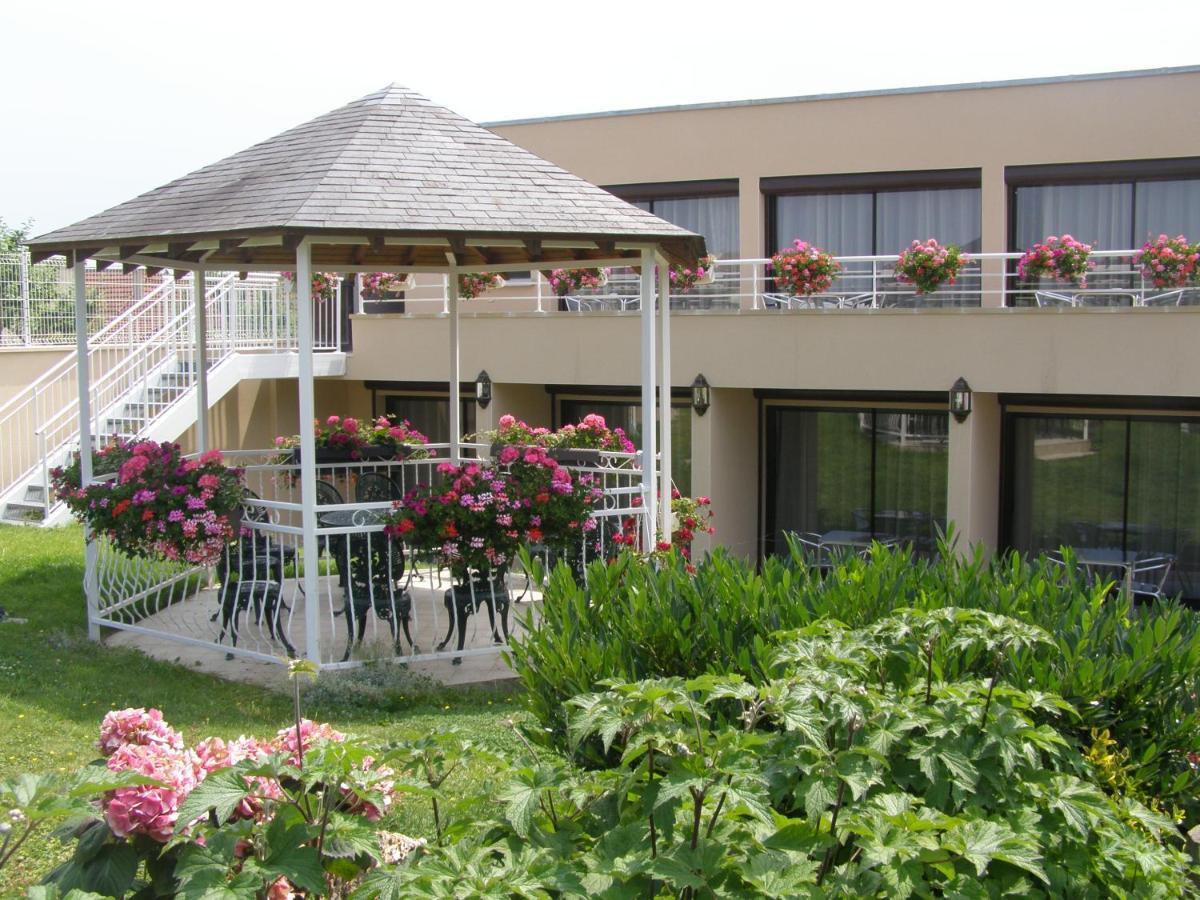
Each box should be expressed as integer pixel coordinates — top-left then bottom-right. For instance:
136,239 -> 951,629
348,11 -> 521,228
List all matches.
485,64 -> 1200,127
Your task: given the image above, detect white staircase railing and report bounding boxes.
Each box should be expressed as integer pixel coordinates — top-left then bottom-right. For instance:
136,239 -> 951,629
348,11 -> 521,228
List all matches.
0,271 -> 339,520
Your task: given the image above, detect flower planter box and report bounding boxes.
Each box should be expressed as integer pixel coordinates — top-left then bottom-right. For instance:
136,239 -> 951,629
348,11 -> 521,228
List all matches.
289,443 -> 408,464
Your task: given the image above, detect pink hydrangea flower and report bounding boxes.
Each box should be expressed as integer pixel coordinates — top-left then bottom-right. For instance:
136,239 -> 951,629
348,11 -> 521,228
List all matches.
104,743 -> 201,842
98,708 -> 183,756
271,719 -> 346,765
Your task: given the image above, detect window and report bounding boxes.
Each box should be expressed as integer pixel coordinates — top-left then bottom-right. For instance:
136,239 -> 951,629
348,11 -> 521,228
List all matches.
607,181 -> 740,260
379,395 -> 476,445
1009,162 -> 1200,250
769,187 -> 982,256
559,397 -> 692,496
763,406 -> 949,558
1004,413 -> 1200,600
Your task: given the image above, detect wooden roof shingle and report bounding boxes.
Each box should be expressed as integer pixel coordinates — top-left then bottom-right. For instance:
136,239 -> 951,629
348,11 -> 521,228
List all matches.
29,85 -> 704,268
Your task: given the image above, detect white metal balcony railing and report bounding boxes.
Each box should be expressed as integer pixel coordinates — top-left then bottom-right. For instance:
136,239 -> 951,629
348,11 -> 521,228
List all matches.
360,250 -> 1200,314
88,447 -> 647,669
0,269 -> 342,519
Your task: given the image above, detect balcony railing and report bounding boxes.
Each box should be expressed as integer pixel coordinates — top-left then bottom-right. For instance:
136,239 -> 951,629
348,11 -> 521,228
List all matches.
360,251 -> 1200,315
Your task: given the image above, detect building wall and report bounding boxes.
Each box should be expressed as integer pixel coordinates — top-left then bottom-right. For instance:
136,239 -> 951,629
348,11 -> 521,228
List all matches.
491,69 -> 1200,266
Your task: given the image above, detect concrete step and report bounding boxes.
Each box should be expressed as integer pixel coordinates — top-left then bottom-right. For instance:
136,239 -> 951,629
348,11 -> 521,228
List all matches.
24,484 -> 46,502
3,501 -> 46,523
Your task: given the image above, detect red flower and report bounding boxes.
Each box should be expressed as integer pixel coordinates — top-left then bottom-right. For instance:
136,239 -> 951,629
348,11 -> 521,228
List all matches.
113,500 -> 131,516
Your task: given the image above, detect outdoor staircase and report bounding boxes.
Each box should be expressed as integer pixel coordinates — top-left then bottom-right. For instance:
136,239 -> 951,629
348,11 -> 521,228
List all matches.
0,271 -> 344,526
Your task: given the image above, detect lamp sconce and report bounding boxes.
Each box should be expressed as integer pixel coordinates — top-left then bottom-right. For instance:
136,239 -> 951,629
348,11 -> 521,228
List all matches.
475,370 -> 492,410
691,374 -> 711,416
949,376 -> 972,423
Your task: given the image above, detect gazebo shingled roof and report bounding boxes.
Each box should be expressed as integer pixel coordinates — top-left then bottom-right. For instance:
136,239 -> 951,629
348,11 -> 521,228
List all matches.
27,84 -> 705,270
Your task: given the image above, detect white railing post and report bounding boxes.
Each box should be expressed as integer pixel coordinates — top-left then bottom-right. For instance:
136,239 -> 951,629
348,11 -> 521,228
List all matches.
37,429 -> 49,519
658,257 -> 673,538
639,248 -> 657,549
194,268 -> 209,453
448,266 -> 461,463
295,239 -> 322,664
19,249 -> 31,345
73,254 -> 100,640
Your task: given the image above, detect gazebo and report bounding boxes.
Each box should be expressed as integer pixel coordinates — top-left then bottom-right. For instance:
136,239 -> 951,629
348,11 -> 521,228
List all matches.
27,85 -> 704,665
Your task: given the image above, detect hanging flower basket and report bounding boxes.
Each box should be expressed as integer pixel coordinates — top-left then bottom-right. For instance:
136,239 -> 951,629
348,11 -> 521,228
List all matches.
894,239 -> 968,295
281,271 -> 339,302
1017,235 -> 1093,286
458,272 -> 505,300
51,440 -> 245,565
770,241 -> 840,296
1134,234 -> 1200,289
360,272 -> 416,300
543,267 -> 610,297
669,255 -> 718,293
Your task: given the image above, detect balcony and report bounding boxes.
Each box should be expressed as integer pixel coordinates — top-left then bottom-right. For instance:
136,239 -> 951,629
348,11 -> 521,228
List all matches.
378,251 -> 1200,314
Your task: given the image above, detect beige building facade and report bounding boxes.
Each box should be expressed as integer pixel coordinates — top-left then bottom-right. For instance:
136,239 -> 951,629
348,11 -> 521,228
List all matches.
6,67 -> 1200,597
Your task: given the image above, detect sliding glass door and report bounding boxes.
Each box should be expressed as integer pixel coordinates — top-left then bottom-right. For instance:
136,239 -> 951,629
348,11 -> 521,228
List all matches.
1005,413 -> 1200,600
764,406 -> 949,557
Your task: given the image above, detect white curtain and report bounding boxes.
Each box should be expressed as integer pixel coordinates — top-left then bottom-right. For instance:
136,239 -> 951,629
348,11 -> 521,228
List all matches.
773,193 -> 873,256
1134,179 -> 1200,243
1014,183 -> 1132,250
652,196 -> 740,259
876,188 -> 982,254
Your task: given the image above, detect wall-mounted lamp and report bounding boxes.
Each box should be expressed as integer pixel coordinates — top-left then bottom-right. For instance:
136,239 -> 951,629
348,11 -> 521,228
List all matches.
475,370 -> 492,410
949,376 -> 972,423
691,374 -> 711,416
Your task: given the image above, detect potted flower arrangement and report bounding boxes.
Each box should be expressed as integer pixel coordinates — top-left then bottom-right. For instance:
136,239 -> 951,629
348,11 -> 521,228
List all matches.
281,271 -> 339,302
543,267 -> 610,297
894,239 -> 968,295
1017,234 -> 1094,286
276,415 -> 428,463
668,255 -> 718,293
359,271 -> 415,300
548,413 -> 636,465
1135,234 -> 1200,289
457,271 -> 505,300
482,413 -> 636,467
770,240 -> 840,296
51,439 -> 245,565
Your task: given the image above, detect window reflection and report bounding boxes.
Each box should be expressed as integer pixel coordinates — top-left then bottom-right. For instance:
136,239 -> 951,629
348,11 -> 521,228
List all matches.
764,407 -> 948,557
559,398 -> 692,496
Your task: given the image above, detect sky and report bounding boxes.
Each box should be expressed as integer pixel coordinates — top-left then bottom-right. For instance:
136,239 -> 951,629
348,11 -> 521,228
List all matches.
3,0 -> 1198,236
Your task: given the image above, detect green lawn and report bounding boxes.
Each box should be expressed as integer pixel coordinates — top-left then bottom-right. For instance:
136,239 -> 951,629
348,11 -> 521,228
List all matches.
0,524 -> 521,895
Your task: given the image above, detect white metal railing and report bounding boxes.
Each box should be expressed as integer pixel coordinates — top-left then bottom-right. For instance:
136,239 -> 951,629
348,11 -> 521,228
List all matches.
355,250 -> 1199,315
0,270 -> 342,515
89,447 -> 646,669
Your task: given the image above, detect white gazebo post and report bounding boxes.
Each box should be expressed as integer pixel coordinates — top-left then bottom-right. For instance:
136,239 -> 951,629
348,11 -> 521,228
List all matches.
294,240 -> 322,664
193,266 -> 209,452
74,252 -> 99,640
447,265 -> 461,463
639,248 -> 657,549
658,256 -> 673,538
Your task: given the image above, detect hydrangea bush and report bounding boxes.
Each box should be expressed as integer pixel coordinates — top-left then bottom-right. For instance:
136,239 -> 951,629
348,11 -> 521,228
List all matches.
1017,234 -> 1094,286
1135,233 -> 1200,289
895,238 -> 969,294
51,440 -> 245,565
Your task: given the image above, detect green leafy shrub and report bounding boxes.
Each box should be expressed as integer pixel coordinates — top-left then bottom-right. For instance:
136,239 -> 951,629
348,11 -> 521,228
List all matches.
368,611 -> 1197,896
509,544 -> 1200,819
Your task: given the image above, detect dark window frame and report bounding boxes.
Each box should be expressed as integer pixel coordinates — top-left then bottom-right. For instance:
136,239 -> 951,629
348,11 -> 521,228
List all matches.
999,406 -> 1200,568
1005,158 -> 1200,252
762,169 -> 983,258
758,399 -> 950,561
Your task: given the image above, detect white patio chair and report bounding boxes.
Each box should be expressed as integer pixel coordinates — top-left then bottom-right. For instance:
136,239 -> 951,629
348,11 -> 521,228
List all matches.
1129,556 -> 1175,602
1139,289 -> 1184,307
1034,290 -> 1077,308
841,292 -> 878,309
562,296 -> 585,312
761,293 -> 795,310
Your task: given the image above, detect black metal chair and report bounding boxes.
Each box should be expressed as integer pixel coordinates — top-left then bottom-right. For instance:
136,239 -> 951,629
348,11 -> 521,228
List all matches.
438,573 -> 511,664
215,489 -> 294,657
337,472 -> 412,660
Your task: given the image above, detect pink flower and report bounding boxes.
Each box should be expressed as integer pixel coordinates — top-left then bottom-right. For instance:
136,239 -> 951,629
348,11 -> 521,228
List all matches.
498,446 -> 520,465
271,719 -> 346,765
99,708 -> 183,756
198,450 -> 223,466
104,743 -> 201,842
342,417 -> 359,433
498,414 -> 516,429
